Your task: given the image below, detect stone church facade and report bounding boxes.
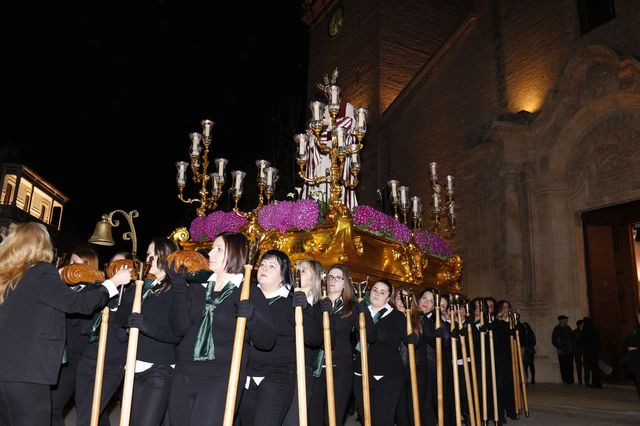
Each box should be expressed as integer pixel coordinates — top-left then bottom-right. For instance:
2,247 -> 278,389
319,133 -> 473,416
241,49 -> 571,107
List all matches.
304,0 -> 640,381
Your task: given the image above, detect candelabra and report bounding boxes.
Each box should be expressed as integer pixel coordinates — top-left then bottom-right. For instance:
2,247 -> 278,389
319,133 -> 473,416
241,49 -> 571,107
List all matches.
228,160 -> 279,211
294,83 -> 368,222
428,162 -> 455,238
386,161 -> 455,238
175,120 -> 229,217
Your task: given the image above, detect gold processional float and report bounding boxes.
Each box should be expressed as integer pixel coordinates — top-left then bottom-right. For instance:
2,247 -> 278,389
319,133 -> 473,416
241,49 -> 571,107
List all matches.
169,71 -> 462,293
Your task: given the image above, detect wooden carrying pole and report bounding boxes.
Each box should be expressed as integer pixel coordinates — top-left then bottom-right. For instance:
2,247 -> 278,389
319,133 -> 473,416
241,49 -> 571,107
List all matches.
458,311 -> 478,426
509,317 -> 521,416
403,296 -> 421,426
89,306 -> 110,426
515,321 -> 529,417
358,291 -> 372,426
222,263 -> 254,426
480,309 -> 487,426
321,278 -> 337,426
488,316 -> 499,425
119,278 -> 144,426
455,306 -> 475,426
450,310 -> 462,426
435,295 -> 444,426
293,269 -> 308,426
466,320 -> 481,425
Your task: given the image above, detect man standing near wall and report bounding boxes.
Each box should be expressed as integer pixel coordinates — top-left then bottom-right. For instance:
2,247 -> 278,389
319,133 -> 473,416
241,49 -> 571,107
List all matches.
552,315 -> 575,384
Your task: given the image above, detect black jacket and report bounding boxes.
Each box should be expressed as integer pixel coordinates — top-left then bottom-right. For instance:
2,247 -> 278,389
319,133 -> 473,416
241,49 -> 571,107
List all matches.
0,262 -> 110,384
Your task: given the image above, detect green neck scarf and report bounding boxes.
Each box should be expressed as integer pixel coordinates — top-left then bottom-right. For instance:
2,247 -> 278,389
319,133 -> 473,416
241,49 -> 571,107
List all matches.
312,297 -> 344,377
355,306 -> 387,353
89,279 -> 155,345
193,280 -> 237,361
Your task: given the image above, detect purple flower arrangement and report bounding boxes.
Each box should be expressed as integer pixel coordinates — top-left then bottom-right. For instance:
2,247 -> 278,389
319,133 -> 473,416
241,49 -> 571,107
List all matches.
258,199 -> 320,233
352,205 -> 454,259
189,201 -> 453,259
189,210 -> 248,242
414,230 -> 455,259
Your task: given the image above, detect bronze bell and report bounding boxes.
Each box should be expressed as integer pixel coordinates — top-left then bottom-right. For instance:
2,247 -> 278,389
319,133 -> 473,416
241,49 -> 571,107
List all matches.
88,214 -> 115,246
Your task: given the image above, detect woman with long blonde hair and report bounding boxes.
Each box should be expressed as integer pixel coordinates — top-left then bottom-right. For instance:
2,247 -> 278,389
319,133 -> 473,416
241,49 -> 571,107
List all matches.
0,223 -> 130,426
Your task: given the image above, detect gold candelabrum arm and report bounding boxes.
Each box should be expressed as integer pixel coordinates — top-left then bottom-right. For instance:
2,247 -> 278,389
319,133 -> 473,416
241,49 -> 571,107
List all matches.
428,174 -> 456,238
177,134 -> 226,217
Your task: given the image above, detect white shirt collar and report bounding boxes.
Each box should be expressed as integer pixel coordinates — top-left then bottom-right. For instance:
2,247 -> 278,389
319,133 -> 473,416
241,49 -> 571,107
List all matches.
369,303 -> 394,319
203,272 -> 243,288
258,283 -> 290,299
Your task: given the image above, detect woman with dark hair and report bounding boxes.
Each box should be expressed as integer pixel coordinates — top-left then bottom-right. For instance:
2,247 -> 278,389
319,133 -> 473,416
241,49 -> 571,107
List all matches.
494,300 -> 516,422
393,285 -> 422,426
51,246 -> 103,426
168,233 -> 275,425
111,237 -> 180,425
308,264 -> 373,426
0,223 -> 129,426
416,288 -> 438,425
354,279 -> 416,426
239,250 -> 320,425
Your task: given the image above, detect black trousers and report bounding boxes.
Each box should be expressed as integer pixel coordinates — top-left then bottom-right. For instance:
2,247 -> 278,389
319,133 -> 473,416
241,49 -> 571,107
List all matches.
0,381 -> 50,426
584,354 -> 601,387
523,350 -> 535,383
282,366 -> 313,426
354,373 -> 403,426
558,353 -> 574,384
131,365 -> 173,426
75,357 -> 125,426
51,358 -> 79,426
308,364 -> 354,426
574,353 -> 583,383
169,371 -> 241,426
239,369 -> 295,426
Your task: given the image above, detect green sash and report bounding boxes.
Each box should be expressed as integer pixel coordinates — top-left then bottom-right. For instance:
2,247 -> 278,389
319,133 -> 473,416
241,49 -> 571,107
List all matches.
193,281 -> 237,361
312,298 -> 343,377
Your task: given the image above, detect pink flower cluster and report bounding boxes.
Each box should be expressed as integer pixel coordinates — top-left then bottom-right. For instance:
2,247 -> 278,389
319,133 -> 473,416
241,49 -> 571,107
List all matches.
258,199 -> 320,233
414,230 -> 455,259
352,205 -> 454,259
352,205 -> 411,242
189,210 -> 248,242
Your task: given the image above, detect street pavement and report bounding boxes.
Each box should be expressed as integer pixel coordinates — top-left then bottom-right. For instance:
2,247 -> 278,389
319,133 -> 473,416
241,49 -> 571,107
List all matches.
65,382 -> 640,425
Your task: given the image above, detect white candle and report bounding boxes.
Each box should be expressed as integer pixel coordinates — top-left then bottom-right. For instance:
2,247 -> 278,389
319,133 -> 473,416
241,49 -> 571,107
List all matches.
351,153 -> 359,165
310,101 -> 322,121
329,85 -> 339,104
433,193 -> 440,210
412,197 -> 419,214
335,128 -> 345,147
176,161 -> 188,185
430,162 -> 437,178
297,135 -> 307,156
218,161 -> 224,176
357,110 -> 365,128
235,175 -> 242,190
400,188 -> 408,205
266,168 -> 274,186
447,175 -> 454,193
201,120 -> 213,138
387,180 -> 398,199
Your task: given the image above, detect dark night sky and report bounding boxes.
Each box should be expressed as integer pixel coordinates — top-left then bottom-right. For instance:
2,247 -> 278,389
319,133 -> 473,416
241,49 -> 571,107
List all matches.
3,1 -> 309,256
